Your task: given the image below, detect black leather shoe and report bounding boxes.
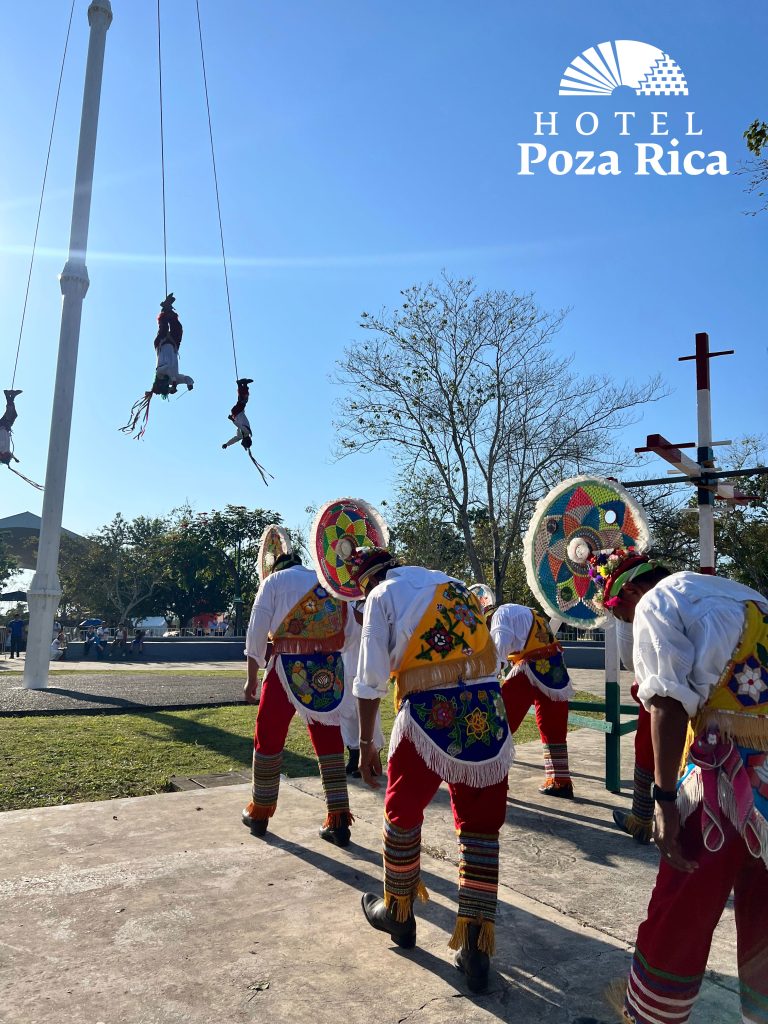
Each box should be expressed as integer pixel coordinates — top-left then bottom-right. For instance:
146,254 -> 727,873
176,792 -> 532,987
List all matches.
454,923 -> 490,993
361,893 -> 416,949
539,780 -> 575,799
345,747 -> 361,777
612,808 -> 652,844
242,808 -> 268,837
319,813 -> 351,847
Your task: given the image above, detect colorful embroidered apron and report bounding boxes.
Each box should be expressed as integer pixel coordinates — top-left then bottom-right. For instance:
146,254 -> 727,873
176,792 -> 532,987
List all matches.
505,610 -> 573,700
270,585 -> 348,724
271,584 -> 346,655
389,582 -> 512,785
392,581 -> 499,708
274,651 -> 346,724
677,601 -> 768,867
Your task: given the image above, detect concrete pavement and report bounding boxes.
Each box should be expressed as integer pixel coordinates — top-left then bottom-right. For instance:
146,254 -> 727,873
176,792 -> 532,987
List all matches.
0,729 -> 740,1024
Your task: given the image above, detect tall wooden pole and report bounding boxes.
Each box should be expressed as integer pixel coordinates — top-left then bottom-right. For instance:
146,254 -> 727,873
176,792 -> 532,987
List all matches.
23,1 -> 113,689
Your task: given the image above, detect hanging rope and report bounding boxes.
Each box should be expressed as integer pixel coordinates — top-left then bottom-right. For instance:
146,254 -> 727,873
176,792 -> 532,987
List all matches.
157,0 -> 169,296
10,0 -> 76,389
195,0 -> 239,381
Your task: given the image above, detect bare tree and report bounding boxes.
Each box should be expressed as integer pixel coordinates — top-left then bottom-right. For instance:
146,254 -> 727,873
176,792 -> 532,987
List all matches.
334,275 -> 666,601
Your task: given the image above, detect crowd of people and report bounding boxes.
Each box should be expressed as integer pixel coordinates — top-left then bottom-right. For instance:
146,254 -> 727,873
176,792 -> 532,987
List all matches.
240,528 -> 767,1023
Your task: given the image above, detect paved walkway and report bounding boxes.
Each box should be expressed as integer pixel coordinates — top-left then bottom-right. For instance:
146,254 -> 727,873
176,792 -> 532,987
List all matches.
0,729 -> 739,1024
0,664 -> 616,715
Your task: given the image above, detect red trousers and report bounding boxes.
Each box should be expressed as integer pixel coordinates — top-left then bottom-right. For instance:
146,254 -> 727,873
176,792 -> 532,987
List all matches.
254,663 -> 344,759
385,736 -> 508,834
625,807 -> 768,1024
248,663 -> 348,824
631,680 -> 653,774
502,676 -> 568,743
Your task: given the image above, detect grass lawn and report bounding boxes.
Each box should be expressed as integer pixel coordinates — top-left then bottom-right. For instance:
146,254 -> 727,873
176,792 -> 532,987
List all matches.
0,691 -> 601,812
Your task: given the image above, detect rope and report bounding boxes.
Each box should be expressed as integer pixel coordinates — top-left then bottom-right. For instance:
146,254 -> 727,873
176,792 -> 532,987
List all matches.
195,0 -> 239,381
10,0 -> 76,389
157,0 -> 168,296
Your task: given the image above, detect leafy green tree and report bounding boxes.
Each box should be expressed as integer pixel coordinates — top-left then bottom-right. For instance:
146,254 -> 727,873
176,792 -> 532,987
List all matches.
742,119 -> 768,214
0,533 -> 16,591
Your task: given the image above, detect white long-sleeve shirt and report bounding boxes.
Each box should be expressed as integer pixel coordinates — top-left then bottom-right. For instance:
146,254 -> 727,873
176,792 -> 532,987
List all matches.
353,566 -> 497,701
634,571 -> 767,718
489,604 -> 534,673
245,564 -> 353,664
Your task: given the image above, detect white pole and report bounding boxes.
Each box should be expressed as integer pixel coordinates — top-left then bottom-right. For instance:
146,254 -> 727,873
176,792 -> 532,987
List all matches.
23,1 -> 113,690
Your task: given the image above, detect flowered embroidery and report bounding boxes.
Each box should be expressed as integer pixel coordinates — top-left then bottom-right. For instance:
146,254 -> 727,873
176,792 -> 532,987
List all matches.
746,752 -> 768,801
412,683 -> 508,760
272,584 -> 345,644
728,655 -> 768,707
413,583 -> 482,665
284,652 -> 345,712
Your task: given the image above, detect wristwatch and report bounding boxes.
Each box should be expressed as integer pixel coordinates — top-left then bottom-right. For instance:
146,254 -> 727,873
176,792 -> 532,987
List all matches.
651,783 -> 677,803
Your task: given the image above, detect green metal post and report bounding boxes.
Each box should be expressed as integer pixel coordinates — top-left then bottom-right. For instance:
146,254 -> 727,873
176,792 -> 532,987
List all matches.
605,679 -> 621,793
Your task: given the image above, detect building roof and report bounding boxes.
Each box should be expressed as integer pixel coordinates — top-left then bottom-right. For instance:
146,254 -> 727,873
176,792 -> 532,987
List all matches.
0,512 -> 84,570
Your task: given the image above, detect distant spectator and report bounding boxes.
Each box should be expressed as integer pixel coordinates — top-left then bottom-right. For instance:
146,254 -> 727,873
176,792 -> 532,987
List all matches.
112,624 -> 128,657
131,629 -> 145,657
94,624 -> 107,658
50,629 -> 68,661
8,614 -> 25,659
83,627 -> 96,657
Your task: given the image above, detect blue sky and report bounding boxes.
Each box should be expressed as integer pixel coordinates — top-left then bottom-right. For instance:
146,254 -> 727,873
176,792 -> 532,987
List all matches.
0,0 -> 765,542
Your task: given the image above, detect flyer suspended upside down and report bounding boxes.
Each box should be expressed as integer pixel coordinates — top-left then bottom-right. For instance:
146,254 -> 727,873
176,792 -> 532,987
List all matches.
221,377 -> 272,485
120,294 -> 194,439
0,389 -> 43,489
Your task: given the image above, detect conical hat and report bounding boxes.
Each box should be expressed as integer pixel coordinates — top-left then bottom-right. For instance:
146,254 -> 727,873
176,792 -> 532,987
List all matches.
257,524 -> 293,582
468,583 -> 496,614
310,497 -> 390,600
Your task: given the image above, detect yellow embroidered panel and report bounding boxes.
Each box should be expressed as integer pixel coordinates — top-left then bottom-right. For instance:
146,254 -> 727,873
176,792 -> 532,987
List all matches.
697,601 -> 768,745
393,582 -> 498,705
271,585 -> 346,648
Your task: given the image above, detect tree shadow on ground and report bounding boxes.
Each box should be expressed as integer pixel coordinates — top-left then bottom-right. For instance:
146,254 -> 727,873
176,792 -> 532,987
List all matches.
144,709 -> 319,778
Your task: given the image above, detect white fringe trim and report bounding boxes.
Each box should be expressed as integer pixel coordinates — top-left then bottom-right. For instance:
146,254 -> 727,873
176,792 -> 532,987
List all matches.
507,662 -> 574,701
388,705 -> 515,787
274,654 -> 344,726
676,763 -> 768,869
676,767 -> 703,825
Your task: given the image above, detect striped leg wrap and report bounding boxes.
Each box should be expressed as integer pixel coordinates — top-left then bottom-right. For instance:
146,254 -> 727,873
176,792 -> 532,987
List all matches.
631,765 -> 654,827
543,742 -> 571,784
248,750 -> 283,820
623,948 -> 702,1024
448,830 -> 499,956
383,815 -> 429,923
317,752 -> 352,829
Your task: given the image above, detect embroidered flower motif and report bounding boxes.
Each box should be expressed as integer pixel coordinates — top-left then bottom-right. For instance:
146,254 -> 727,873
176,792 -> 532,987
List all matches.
287,618 -> 304,636
428,699 -> 456,730
735,664 -> 768,704
462,645 -> 474,657
477,690 -> 487,702
311,668 -> 335,693
535,658 -> 551,675
454,603 -> 477,628
423,626 -> 454,655
464,708 -> 489,740
304,598 -> 318,613
550,665 -> 565,683
459,690 -> 472,703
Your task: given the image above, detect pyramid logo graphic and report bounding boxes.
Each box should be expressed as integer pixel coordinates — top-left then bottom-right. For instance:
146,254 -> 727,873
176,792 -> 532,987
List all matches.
559,40 -> 688,97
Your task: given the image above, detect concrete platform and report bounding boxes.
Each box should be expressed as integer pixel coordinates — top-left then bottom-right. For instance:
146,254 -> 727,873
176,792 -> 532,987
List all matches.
0,730 -> 740,1024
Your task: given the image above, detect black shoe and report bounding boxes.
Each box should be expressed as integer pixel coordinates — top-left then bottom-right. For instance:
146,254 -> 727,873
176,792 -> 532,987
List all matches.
612,808 -> 652,845
242,808 -> 268,837
539,780 -> 574,799
361,893 -> 416,949
454,923 -> 490,993
345,747 -> 360,777
319,813 -> 351,848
